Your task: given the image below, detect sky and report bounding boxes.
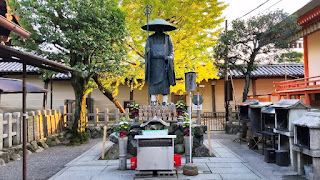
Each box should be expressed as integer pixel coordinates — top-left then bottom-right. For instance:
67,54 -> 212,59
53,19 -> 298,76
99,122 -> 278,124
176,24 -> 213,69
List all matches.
222,0 -> 311,22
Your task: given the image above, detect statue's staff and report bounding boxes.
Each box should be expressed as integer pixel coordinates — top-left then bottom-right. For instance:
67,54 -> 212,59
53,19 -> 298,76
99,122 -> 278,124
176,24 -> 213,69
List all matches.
143,5 -> 152,105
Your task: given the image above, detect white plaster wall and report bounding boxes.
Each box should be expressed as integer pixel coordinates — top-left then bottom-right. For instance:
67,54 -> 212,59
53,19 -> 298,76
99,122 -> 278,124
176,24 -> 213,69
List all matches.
0,75 -> 45,111
0,74 -> 287,114
307,30 -> 320,78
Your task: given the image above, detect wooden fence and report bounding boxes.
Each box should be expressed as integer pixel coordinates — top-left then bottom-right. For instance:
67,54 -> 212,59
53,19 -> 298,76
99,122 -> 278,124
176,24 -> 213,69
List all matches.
0,106 -> 133,150
65,108 -> 130,128
0,107 -> 66,150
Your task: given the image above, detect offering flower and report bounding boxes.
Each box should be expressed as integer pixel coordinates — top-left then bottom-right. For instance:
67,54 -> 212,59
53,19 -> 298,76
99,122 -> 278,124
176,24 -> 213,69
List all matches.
176,100 -> 186,116
114,117 -> 130,137
130,103 -> 140,118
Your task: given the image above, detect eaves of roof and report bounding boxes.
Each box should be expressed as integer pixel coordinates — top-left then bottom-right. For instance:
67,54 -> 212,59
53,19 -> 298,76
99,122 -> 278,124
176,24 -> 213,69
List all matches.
0,62 -> 71,80
220,63 -> 304,79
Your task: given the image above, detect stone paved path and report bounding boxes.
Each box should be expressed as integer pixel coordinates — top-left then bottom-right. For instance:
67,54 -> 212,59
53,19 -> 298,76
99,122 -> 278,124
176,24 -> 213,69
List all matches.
49,138 -> 267,180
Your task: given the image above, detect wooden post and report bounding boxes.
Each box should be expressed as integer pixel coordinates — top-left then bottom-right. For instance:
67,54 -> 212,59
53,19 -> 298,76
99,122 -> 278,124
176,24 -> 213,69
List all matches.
46,110 -> 52,136
115,109 -> 119,124
305,91 -> 310,105
94,108 -> 98,126
53,110 -> 58,134
207,129 -> 213,156
60,105 -> 67,128
0,113 -> 3,150
101,125 -> 107,159
4,113 -> 13,148
13,112 -> 21,144
125,108 -> 129,120
36,110 -> 43,139
29,111 -> 37,140
42,110 -> 48,137
57,109 -> 62,133
104,108 -> 109,126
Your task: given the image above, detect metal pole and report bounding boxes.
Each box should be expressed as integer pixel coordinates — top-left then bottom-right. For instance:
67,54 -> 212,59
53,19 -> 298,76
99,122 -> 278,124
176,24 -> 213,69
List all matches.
22,62 -> 27,180
224,20 -> 229,123
144,5 -> 152,105
197,90 -> 200,124
189,91 -> 192,163
50,76 -> 53,109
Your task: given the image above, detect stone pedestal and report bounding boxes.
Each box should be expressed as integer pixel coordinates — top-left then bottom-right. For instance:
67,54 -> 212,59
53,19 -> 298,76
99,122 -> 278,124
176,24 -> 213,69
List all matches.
183,163 -> 198,176
184,136 -> 193,163
119,136 -> 128,170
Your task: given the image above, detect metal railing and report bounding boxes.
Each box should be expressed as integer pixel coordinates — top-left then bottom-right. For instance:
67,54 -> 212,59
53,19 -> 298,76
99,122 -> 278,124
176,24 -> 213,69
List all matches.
201,112 -> 226,131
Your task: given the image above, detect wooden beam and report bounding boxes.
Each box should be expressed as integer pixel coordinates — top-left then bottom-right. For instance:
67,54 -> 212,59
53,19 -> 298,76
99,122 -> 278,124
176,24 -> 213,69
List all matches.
303,36 -> 309,78
0,44 -> 72,73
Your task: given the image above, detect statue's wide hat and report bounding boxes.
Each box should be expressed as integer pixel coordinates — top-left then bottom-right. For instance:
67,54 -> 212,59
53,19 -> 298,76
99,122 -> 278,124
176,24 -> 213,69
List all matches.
141,18 -> 177,32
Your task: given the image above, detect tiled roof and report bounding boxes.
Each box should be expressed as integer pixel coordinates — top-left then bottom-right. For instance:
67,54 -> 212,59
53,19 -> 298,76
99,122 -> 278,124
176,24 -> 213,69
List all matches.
0,62 -> 38,73
52,73 -> 71,80
0,62 -> 71,79
228,64 -> 304,78
0,62 -> 304,80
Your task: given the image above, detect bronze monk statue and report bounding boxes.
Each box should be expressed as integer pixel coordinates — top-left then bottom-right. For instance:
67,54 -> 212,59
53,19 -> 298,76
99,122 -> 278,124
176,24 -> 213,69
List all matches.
142,18 -> 177,105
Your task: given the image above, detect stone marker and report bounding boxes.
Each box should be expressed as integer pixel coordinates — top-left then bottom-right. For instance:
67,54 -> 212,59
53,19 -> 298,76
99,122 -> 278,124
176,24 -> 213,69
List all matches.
35,147 -> 44,153
0,151 -> 10,163
0,158 -> 5,166
10,153 -> 20,161
183,163 -> 198,176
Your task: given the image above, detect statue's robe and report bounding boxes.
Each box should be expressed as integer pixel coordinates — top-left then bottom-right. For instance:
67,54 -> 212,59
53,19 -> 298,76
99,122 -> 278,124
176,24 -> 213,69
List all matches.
145,32 -> 176,95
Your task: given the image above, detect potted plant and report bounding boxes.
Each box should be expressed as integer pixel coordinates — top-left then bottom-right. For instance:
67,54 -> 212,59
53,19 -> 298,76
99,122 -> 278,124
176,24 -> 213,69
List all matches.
114,117 -> 130,170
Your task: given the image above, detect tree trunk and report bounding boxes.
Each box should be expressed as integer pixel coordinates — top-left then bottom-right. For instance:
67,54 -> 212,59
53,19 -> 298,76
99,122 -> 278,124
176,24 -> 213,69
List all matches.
242,62 -> 254,102
242,72 -> 251,102
70,73 -> 90,136
92,74 -> 125,113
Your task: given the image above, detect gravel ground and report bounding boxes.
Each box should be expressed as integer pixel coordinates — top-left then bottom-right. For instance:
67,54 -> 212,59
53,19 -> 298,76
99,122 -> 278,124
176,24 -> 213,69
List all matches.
209,133 -> 305,180
0,138 -> 102,180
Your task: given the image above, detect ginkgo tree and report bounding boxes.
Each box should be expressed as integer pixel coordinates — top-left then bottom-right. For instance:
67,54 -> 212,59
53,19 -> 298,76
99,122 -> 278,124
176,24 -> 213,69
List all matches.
120,0 -> 226,94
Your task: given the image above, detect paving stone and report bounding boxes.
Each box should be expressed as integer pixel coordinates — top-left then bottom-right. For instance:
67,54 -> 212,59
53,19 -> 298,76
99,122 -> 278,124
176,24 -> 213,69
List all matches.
195,163 -> 211,174
51,174 -> 92,180
99,166 -> 135,175
90,174 -> 135,180
178,173 -> 222,180
76,155 -> 97,162
57,170 -> 103,177
210,167 -> 252,174
66,161 -> 109,166
49,139 -> 269,180
220,173 -> 262,180
216,152 -> 237,158
204,140 -> 223,148
192,158 -> 211,163
206,162 -> 246,168
68,166 -> 106,171
211,147 -> 230,154
209,157 -> 243,163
